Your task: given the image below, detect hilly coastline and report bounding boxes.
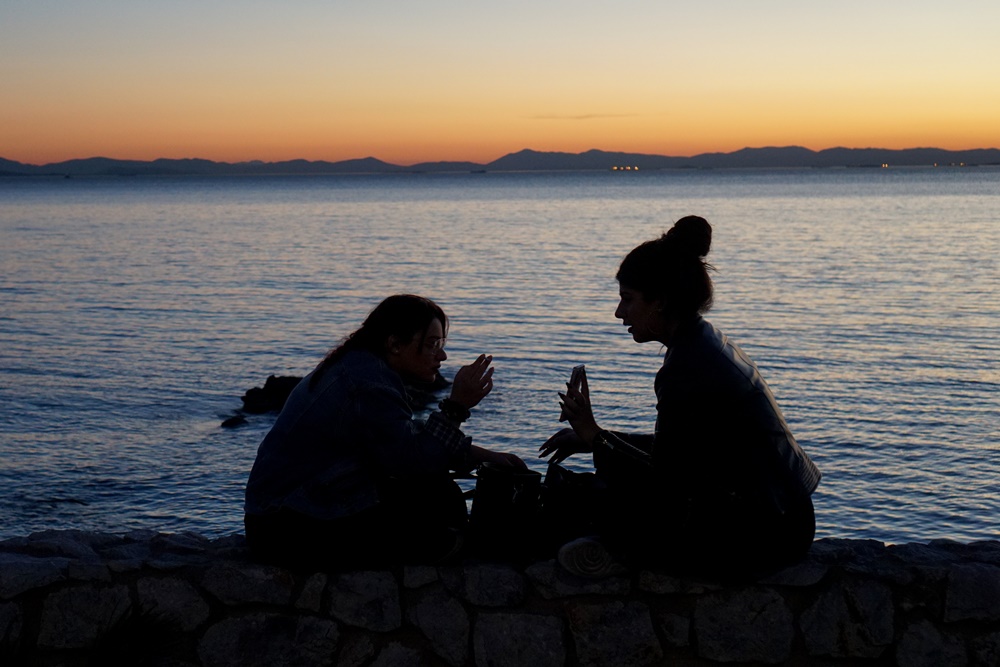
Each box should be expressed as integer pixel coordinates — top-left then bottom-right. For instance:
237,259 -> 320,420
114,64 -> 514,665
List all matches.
2,146 -> 999,177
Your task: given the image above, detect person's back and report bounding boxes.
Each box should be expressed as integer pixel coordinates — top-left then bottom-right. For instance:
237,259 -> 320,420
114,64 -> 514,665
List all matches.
652,317 -> 819,510
245,349 -> 391,522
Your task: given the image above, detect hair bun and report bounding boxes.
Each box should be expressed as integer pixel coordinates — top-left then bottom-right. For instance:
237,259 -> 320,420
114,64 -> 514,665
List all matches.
665,215 -> 712,258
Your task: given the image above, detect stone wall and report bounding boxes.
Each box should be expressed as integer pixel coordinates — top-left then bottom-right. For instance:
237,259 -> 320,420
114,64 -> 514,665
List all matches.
1,530 -> 999,666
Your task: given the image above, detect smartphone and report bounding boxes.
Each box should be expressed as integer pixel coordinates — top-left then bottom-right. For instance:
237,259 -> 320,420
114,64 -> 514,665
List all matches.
560,364 -> 587,421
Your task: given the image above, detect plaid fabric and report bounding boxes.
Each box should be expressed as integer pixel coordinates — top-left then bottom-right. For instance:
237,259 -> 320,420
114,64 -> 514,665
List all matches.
425,411 -> 472,463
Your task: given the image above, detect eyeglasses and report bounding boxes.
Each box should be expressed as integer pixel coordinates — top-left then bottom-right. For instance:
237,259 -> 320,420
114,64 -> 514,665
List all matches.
424,337 -> 447,355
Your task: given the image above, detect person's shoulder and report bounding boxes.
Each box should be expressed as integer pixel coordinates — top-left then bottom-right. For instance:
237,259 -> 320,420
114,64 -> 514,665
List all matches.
679,318 -> 760,388
666,317 -> 721,364
339,350 -> 403,389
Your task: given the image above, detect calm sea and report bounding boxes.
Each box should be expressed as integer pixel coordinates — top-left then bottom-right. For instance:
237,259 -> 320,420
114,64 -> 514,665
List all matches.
1,168 -> 997,545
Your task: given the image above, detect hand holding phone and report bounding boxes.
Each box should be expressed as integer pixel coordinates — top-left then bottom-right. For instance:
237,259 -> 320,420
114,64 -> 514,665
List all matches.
559,364 -> 587,421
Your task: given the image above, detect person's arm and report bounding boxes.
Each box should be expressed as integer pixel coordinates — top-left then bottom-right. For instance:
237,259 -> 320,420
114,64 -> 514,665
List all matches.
446,353 -> 527,469
356,383 -> 469,475
469,444 -> 528,470
594,430 -> 655,466
540,371 -> 656,467
359,354 -> 526,474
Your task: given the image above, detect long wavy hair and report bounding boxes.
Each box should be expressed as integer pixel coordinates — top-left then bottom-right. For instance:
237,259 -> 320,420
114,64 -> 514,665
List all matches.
309,294 -> 448,388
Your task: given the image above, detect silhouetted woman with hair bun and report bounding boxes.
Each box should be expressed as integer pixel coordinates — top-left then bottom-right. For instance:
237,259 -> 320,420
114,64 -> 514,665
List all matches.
542,216 -> 821,578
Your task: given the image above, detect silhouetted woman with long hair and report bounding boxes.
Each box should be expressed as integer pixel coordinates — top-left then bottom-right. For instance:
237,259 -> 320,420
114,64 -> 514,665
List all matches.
245,294 -> 525,569
542,216 -> 821,577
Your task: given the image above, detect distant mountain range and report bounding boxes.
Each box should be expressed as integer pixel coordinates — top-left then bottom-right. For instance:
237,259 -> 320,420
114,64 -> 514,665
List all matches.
2,146 -> 999,177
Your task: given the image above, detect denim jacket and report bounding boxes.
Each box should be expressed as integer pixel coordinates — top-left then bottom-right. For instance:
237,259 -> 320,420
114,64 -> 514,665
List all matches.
244,350 -> 471,521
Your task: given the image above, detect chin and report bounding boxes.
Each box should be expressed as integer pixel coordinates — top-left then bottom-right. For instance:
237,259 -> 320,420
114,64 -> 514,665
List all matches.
631,331 -> 654,343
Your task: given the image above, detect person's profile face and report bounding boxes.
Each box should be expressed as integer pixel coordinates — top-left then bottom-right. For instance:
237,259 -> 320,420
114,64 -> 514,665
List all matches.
615,286 -> 663,343
388,318 -> 447,383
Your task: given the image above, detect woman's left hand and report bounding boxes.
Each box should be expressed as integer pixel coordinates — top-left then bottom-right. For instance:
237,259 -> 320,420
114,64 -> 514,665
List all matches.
558,374 -> 600,446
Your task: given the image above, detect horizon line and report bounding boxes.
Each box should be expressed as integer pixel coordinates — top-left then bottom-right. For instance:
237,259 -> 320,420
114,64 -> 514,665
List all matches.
5,144 -> 1000,169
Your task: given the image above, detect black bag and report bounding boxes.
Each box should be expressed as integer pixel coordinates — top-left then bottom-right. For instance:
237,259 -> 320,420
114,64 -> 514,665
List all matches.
539,462 -> 607,546
468,463 -> 543,561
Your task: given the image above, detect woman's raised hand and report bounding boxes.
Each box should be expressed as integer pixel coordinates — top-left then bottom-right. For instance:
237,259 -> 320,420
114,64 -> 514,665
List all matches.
449,354 -> 494,409
557,372 -> 600,445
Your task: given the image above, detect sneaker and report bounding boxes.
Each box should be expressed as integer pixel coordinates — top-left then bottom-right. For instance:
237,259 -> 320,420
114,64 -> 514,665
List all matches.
557,537 -> 627,579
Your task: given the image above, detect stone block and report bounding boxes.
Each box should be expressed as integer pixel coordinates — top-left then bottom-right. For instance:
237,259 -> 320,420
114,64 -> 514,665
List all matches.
694,587 -> 793,664
68,561 -> 112,582
209,534 -> 247,551
844,557 -> 914,586
149,555 -> 200,571
152,531 -> 211,555
0,538 -> 28,552
27,529 -> 122,550
403,565 -> 439,589
36,584 -> 131,649
1,602 -> 22,650
638,569 -> 722,594
106,558 -> 145,573
198,613 -> 339,667
296,572 -> 328,612
800,577 -> 894,658
326,570 -> 401,632
969,630 -> 1000,667
928,538 -> 1000,565
654,611 -> 691,648
21,535 -> 100,560
337,632 -> 377,667
473,612 -> 566,667
525,560 -> 630,599
99,541 -> 153,562
123,528 -> 160,542
566,600 -> 662,667
895,619 -> 966,667
960,540 -> 1000,565
137,576 -> 211,632
945,562 -> 1000,622
808,538 -> 886,564
757,561 -> 829,587
441,563 -> 525,607
888,542 -> 963,566
407,585 -> 469,666
370,641 -> 427,667
0,553 -> 67,599
201,562 -> 294,605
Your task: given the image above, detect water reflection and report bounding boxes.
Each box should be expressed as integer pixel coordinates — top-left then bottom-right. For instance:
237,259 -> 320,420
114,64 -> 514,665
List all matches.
0,170 -> 997,544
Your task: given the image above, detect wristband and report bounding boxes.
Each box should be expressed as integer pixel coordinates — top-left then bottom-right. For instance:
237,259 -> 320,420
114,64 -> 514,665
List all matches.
438,399 -> 471,423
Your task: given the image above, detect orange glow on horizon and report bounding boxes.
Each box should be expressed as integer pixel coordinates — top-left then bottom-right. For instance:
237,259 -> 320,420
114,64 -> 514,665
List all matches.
3,3 -> 999,166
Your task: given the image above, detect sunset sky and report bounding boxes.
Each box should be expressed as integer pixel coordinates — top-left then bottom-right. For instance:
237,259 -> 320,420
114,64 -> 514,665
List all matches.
3,1 -> 999,165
